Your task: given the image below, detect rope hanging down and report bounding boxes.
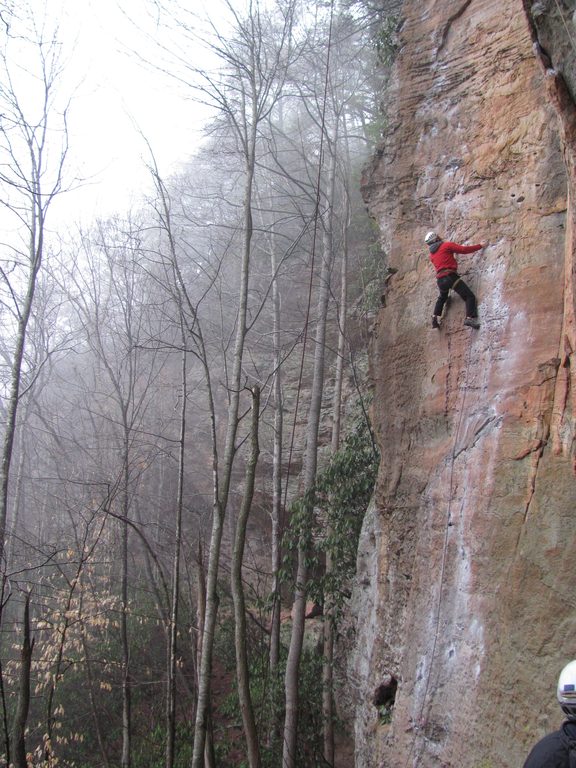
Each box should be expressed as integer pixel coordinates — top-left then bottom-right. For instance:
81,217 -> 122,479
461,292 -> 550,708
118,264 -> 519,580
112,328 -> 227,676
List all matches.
404,268 -> 482,768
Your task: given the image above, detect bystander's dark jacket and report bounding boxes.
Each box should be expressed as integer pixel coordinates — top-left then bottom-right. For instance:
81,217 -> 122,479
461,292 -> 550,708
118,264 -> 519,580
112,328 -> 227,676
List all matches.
523,720 -> 576,767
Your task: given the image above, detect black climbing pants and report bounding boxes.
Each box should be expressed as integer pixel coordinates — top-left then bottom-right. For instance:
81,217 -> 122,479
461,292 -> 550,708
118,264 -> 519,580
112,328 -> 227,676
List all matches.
434,272 -> 477,318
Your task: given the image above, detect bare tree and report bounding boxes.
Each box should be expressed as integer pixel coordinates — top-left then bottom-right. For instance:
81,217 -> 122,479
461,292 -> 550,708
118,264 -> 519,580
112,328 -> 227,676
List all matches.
280,7 -> 381,760
231,386 -> 261,768
282,45 -> 339,768
142,3 -> 300,764
11,591 -> 33,768
166,335 -> 188,768
0,6 -> 69,568
63,218 -> 168,768
282,191 -> 336,768
268,227 -> 284,677
323,182 -> 350,765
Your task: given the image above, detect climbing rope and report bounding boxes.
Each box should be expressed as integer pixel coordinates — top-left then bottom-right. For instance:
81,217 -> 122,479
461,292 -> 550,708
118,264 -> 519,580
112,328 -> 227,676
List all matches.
386,3 -> 572,758
551,0 -> 576,57
403,266 -> 482,768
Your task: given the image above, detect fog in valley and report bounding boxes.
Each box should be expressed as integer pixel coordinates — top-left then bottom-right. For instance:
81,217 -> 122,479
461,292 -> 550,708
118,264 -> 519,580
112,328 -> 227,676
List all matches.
0,1 -> 392,765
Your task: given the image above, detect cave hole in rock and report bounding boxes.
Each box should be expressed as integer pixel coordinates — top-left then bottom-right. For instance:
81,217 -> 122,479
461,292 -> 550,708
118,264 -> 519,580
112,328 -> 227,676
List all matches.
373,675 -> 398,724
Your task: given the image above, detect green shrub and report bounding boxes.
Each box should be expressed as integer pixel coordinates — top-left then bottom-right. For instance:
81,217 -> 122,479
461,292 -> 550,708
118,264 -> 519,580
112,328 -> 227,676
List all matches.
282,401 -> 379,616
374,15 -> 400,67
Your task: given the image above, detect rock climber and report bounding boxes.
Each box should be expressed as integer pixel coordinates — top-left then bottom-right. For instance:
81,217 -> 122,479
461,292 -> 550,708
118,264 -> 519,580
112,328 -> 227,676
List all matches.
424,231 -> 486,330
523,660 -> 576,767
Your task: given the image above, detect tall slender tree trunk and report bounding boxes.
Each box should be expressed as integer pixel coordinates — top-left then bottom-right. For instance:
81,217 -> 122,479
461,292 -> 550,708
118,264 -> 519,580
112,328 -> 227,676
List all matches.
0,599 -> 10,767
283,155 -> 336,767
5,419 -> 27,565
269,228 -> 283,676
231,386 -> 261,768
121,429 -> 132,768
81,630 -> 111,768
191,122 -> 257,768
146,152 -> 224,768
12,592 -> 34,768
0,19 -> 68,575
196,542 -> 206,693
166,346 -> 187,768
323,191 -> 349,766
323,148 -> 350,763
194,544 -> 216,765
0,237 -> 43,566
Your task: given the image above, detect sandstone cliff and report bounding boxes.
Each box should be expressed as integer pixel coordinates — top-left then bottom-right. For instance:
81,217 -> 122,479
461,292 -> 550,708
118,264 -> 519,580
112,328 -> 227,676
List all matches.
348,0 -> 576,766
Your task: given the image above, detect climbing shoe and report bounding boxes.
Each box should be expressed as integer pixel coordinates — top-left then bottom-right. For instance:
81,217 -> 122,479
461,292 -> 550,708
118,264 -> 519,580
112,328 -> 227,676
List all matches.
464,317 -> 480,329
432,316 -> 441,329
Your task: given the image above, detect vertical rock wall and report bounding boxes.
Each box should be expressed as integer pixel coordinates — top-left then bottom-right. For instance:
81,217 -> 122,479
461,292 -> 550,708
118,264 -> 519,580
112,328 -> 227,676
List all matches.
348,0 -> 576,766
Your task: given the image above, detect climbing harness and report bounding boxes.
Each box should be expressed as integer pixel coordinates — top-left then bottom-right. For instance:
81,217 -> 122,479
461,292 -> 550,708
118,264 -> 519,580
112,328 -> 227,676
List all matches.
451,276 -> 462,291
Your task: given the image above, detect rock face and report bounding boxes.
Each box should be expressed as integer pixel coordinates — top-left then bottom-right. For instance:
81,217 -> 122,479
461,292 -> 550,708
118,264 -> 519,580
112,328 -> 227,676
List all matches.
348,0 -> 576,766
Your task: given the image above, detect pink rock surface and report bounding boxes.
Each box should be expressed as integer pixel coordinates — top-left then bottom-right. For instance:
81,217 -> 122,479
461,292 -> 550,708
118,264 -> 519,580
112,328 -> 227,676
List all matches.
348,1 -> 576,766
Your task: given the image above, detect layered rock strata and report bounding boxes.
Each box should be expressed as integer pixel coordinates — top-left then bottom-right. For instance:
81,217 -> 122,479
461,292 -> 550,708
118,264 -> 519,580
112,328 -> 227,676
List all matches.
348,0 -> 576,765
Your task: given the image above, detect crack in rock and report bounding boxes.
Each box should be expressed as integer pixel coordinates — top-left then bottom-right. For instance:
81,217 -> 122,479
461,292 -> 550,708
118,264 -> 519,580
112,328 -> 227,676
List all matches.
438,0 -> 474,53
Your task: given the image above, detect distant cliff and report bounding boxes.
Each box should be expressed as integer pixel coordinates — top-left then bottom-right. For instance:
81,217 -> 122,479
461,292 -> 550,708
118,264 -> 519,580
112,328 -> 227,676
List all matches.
347,0 -> 576,765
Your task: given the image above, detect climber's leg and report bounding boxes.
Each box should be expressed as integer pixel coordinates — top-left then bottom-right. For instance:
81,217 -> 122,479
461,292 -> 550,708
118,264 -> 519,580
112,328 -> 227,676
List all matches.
453,278 -> 478,318
433,276 -> 452,317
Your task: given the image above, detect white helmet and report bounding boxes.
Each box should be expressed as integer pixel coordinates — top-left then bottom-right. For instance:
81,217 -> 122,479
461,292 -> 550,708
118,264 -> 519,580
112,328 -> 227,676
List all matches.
425,231 -> 441,244
557,660 -> 576,720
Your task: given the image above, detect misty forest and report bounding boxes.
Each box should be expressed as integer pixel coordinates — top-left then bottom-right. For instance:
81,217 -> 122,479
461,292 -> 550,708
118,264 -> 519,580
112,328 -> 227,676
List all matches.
0,1 -> 394,766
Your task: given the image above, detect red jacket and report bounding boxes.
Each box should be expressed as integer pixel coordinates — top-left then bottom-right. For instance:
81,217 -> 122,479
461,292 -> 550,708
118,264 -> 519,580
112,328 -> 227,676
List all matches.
429,241 -> 482,276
